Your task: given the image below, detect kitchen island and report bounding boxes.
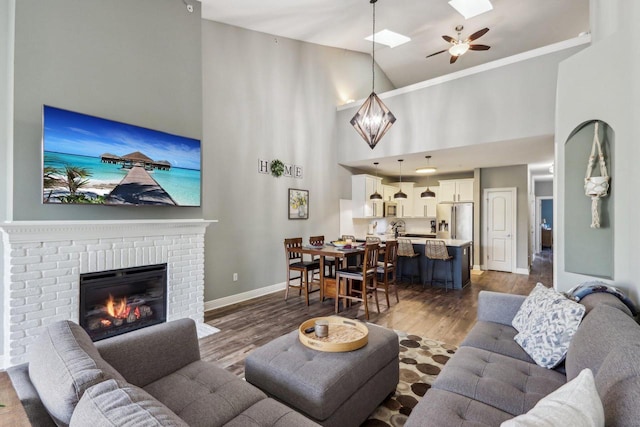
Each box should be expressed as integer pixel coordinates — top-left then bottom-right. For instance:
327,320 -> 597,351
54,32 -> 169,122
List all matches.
399,239 -> 471,289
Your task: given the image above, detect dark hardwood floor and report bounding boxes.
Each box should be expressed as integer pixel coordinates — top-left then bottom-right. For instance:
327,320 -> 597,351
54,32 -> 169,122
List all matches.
200,249 -> 553,376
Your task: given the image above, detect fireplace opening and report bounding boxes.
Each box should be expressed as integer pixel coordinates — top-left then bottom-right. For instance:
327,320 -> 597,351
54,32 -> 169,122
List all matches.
80,264 -> 167,341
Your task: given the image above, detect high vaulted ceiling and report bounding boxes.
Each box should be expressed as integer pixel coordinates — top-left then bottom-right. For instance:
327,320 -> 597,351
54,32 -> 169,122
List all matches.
201,0 -> 590,88
200,0 -> 590,178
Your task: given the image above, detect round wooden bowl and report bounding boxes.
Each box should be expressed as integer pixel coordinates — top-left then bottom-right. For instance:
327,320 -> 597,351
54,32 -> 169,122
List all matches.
298,316 -> 369,352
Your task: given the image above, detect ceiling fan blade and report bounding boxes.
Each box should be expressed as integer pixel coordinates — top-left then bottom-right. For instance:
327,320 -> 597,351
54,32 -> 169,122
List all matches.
469,44 -> 491,51
426,49 -> 447,58
466,27 -> 489,42
450,55 -> 459,64
442,35 -> 456,43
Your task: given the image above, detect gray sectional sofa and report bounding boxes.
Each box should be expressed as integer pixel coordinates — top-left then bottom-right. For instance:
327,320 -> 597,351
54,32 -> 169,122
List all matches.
8,318 -> 320,427
405,290 -> 640,426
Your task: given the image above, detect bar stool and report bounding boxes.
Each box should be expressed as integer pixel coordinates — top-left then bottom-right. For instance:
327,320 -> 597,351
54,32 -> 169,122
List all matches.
397,238 -> 421,284
284,238 -> 321,305
425,240 -> 454,291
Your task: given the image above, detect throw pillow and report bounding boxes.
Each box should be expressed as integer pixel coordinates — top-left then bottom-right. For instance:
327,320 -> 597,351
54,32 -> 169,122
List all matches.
514,292 -> 586,369
70,379 -> 189,427
501,368 -> 604,427
28,320 -> 126,426
512,283 -> 561,332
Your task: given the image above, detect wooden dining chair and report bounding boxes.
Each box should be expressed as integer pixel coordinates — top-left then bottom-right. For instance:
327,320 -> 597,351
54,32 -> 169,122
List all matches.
425,240 -> 454,291
284,238 -> 321,305
376,239 -> 399,307
335,242 -> 380,320
309,235 -> 335,276
397,238 -> 421,284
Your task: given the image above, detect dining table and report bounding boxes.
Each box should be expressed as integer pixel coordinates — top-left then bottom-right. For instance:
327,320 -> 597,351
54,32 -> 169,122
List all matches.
289,242 -> 384,301
290,242 -> 380,301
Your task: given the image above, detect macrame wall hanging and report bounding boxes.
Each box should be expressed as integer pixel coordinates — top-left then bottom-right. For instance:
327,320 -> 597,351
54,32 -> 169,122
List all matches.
584,121 -> 610,228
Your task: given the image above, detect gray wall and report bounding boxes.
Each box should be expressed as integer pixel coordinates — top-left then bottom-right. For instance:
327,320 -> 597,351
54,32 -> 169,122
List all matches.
335,45 -> 587,165
535,181 -> 553,197
201,21 -> 393,301
555,0 -> 640,301
480,165 -> 530,271
12,0 -> 203,221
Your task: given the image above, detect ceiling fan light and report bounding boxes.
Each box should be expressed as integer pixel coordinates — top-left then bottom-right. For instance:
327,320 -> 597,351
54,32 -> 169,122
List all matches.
421,188 -> 436,199
449,42 -> 470,57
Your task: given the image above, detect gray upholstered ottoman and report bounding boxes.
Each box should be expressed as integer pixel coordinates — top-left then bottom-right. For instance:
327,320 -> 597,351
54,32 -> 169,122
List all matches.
245,321 -> 399,427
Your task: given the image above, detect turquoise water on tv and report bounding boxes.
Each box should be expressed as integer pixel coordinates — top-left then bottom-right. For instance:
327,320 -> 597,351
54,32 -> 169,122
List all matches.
44,152 -> 201,206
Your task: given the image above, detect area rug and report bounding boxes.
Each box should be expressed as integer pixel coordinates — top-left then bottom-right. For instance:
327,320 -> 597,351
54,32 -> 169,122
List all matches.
362,331 -> 457,427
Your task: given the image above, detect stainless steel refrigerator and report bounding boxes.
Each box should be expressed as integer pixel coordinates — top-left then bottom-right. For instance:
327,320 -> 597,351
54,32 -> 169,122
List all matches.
436,202 -> 473,241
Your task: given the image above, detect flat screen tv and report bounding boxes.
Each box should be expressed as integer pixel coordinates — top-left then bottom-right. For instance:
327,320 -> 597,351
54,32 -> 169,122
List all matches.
42,105 -> 201,206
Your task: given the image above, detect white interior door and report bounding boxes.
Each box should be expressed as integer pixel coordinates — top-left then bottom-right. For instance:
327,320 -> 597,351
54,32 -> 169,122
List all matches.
485,188 -> 516,272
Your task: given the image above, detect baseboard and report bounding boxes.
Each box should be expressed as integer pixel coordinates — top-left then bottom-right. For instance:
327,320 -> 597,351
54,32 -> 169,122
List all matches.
0,354 -> 6,370
204,282 -> 286,312
515,267 -> 530,275
473,265 -> 481,271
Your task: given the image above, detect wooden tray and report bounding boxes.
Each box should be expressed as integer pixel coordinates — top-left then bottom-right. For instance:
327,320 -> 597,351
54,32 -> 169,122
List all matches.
298,317 -> 368,352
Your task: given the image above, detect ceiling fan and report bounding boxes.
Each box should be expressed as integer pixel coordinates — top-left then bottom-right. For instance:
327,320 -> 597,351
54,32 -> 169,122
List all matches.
426,25 -> 490,64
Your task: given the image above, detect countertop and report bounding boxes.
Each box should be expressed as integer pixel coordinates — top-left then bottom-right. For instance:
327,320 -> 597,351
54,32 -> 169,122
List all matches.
361,235 -> 471,247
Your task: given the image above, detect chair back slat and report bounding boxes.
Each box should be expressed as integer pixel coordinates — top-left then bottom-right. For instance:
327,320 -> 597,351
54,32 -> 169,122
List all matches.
309,235 -> 325,246
425,240 -> 450,260
384,240 -> 398,268
284,237 -> 303,262
363,242 -> 380,273
397,238 -> 416,257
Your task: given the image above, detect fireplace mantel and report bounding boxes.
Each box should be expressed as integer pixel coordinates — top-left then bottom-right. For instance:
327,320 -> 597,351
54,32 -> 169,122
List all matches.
0,219 -> 217,368
0,219 -> 216,243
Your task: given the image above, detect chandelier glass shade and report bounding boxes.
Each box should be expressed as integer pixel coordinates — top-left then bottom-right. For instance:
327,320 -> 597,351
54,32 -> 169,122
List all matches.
351,0 -> 396,150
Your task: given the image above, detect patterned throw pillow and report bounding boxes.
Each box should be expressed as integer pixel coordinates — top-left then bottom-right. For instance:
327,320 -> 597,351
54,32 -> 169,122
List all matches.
514,291 -> 586,369
512,283 -> 563,332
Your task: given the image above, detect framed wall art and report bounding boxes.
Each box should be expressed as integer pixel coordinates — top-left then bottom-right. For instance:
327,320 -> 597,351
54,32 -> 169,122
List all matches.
288,188 -> 308,220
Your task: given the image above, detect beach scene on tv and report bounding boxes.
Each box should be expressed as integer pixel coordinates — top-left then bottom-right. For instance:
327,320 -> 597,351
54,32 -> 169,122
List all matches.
42,105 -> 201,206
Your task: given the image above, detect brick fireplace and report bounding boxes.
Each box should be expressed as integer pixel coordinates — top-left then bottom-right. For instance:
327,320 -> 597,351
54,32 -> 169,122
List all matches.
0,219 -> 215,368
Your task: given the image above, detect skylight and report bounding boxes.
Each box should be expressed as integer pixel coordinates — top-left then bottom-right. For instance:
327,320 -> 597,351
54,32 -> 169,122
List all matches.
365,29 -> 411,48
448,0 -> 493,20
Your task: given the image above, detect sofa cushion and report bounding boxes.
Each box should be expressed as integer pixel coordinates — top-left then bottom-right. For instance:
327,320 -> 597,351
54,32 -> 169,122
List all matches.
405,388 -> 513,427
28,320 -> 125,427
70,379 -> 188,427
594,342 -> 640,425
514,292 -> 585,369
461,321 -> 534,363
224,398 -> 321,427
579,292 -> 633,317
565,304 -> 640,381
432,346 -> 566,416
144,360 -> 267,426
501,368 -> 604,427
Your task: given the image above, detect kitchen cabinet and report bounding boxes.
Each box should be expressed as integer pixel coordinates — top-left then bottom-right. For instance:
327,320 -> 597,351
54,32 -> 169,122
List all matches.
438,179 -> 474,202
382,185 -> 397,202
351,174 -> 383,218
413,186 -> 438,218
389,182 -> 414,217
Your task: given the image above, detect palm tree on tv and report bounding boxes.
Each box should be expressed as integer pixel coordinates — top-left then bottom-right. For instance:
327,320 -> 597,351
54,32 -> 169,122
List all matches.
61,165 -> 91,196
43,165 -> 95,203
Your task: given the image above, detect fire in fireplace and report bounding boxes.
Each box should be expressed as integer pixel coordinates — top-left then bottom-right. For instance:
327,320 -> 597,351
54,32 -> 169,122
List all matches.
80,264 -> 167,341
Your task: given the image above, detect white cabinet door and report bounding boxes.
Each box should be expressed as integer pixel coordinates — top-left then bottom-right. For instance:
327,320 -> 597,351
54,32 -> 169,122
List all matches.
390,182 -> 414,217
352,175 -> 383,218
414,186 -> 438,217
438,181 -> 457,203
457,179 -> 474,202
383,185 -> 397,202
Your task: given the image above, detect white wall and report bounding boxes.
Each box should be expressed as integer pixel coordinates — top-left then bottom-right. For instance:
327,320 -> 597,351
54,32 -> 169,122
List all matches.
335,44 -> 587,165
555,0 -> 640,301
201,21 -> 394,302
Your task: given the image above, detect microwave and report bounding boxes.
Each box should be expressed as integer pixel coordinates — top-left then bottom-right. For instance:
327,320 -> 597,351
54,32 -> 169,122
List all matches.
384,202 -> 397,217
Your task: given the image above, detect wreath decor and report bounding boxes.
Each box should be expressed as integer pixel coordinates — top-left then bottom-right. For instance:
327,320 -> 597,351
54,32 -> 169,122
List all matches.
270,159 -> 285,177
